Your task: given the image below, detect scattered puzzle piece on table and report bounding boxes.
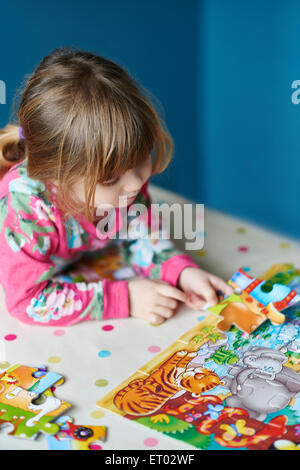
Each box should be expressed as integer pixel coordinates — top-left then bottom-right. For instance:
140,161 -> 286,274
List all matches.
46,415 -> 107,450
0,364 -> 107,445
0,383 -> 71,439
0,363 -> 64,394
59,244 -> 136,283
0,364 -> 71,439
206,268 -> 300,334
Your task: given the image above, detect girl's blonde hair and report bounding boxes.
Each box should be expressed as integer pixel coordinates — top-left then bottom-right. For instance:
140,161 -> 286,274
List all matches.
0,47 -> 174,222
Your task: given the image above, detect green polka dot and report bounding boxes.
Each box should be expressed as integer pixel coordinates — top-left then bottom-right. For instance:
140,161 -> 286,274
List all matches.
0,362 -> 10,369
95,378 -> 108,387
236,227 -> 246,234
48,356 -> 61,364
90,410 -> 105,419
280,243 -> 290,249
195,249 -> 207,257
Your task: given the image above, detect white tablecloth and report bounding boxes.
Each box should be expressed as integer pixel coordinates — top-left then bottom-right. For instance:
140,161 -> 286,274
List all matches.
1,184 -> 300,450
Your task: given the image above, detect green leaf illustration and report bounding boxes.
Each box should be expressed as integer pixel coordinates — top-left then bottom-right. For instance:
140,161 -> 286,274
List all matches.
10,192 -> 33,216
0,196 -> 8,231
136,415 -> 192,434
19,218 -> 54,240
36,266 -> 55,284
5,226 -> 28,251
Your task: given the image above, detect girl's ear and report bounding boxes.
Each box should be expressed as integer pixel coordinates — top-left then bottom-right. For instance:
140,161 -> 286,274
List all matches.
0,124 -> 26,177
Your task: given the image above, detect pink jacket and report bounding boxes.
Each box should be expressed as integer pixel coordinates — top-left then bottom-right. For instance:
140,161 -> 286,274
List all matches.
0,159 -> 199,326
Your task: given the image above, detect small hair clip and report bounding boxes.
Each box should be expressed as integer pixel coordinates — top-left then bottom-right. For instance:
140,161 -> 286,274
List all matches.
18,126 -> 25,140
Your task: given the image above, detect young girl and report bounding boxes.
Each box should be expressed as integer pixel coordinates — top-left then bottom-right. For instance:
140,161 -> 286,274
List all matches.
0,47 -> 232,327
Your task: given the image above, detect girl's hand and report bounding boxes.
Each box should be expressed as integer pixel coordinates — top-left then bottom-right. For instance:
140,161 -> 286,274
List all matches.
177,267 -> 234,311
128,277 -> 187,325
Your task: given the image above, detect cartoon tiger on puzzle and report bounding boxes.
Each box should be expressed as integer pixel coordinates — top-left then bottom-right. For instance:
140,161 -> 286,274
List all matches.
113,350 -> 221,416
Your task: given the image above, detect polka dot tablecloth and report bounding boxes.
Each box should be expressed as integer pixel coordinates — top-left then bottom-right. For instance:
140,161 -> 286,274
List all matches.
1,184 -> 300,450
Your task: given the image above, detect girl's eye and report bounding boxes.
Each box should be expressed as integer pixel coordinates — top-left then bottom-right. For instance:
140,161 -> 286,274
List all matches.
102,178 -> 119,186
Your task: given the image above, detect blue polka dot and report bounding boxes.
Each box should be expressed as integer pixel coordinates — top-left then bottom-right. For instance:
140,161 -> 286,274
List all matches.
98,350 -> 111,358
242,266 -> 251,272
197,315 -> 206,322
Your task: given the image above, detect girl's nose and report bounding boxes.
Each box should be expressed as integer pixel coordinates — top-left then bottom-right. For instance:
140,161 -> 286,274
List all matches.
123,171 -> 144,193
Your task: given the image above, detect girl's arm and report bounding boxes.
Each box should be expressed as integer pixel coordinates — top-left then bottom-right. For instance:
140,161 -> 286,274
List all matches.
0,193 -> 130,326
116,181 -> 200,288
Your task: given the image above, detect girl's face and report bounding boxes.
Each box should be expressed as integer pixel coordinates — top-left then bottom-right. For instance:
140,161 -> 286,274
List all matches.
74,154 -> 153,215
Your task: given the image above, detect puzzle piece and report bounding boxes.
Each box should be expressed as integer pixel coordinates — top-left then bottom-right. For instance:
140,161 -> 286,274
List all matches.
0,367 -> 71,439
0,363 -> 64,394
206,268 -> 300,334
0,364 -> 106,444
46,415 -> 107,450
261,264 -> 300,296
230,268 -> 300,308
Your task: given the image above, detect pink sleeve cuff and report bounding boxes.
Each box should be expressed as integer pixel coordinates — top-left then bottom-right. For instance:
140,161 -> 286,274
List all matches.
102,279 -> 130,320
161,254 -> 199,288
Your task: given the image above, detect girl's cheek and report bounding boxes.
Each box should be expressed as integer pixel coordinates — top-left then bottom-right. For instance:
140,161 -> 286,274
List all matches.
94,187 -> 116,207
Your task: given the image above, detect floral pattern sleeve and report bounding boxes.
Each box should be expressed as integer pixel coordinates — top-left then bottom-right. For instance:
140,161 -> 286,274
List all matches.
0,189 -> 129,326
117,181 -> 200,289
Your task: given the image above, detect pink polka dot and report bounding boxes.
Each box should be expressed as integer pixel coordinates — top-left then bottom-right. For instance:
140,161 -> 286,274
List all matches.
238,246 -> 249,252
90,444 -> 102,450
148,345 -> 161,353
102,325 -> 114,332
53,329 -> 65,336
144,438 -> 158,447
4,334 -> 17,341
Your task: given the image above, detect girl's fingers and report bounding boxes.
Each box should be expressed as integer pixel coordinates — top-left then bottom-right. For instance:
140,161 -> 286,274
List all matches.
209,275 -> 234,296
195,281 -> 218,307
185,292 -> 206,310
153,276 -> 232,316
185,299 -> 206,311
153,305 -> 176,318
156,283 -> 187,303
156,295 -> 178,310
149,312 -> 165,325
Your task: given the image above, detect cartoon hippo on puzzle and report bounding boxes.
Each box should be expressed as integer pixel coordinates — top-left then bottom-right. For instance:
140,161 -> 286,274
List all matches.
222,346 -> 300,421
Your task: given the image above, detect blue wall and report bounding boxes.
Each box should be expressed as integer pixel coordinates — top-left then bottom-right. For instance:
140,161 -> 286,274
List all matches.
198,0 -> 300,238
0,0 -> 299,238
0,0 -> 198,199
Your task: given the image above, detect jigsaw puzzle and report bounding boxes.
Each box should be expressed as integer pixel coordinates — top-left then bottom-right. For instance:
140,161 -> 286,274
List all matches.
0,363 -> 71,439
46,415 -> 107,450
97,265 -> 300,450
53,243 -> 136,284
206,268 -> 300,334
0,364 -> 107,448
